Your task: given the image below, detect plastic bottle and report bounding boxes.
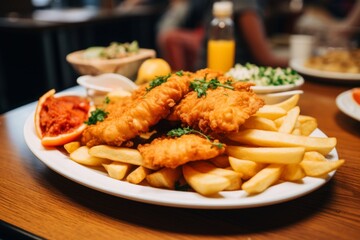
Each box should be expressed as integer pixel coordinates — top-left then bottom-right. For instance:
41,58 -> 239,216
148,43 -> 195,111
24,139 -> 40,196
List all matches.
207,1 -> 235,72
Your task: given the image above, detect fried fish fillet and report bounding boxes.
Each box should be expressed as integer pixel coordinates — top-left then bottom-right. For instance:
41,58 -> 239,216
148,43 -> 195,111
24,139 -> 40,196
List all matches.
169,77 -> 264,134
138,134 -> 225,169
81,73 -> 192,147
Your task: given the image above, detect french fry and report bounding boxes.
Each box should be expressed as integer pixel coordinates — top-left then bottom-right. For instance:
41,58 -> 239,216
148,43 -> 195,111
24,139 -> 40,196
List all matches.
228,129 -> 336,155
278,106 -> 300,133
303,151 -> 326,161
70,146 -> 110,166
89,145 -> 157,169
300,159 -> 345,177
228,157 -> 266,180
146,167 -> 182,189
64,141 -> 81,154
226,146 -> 305,164
182,164 -> 230,195
242,164 -> 284,194
281,164 -> 306,181
272,94 -> 300,111
274,115 -> 317,131
243,116 -> 277,131
291,128 -> 301,136
189,161 -> 242,191
102,162 -> 132,180
299,117 -> 318,136
209,155 -> 230,168
255,105 -> 287,120
126,166 -> 153,184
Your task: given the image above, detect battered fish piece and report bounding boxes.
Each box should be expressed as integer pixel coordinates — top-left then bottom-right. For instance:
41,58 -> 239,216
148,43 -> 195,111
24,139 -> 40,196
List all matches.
138,134 -> 225,169
169,79 -> 264,134
81,73 -> 192,147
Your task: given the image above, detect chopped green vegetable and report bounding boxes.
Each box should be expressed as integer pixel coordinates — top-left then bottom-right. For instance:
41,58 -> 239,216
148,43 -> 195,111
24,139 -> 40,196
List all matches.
82,47 -> 105,59
85,97 -> 110,125
146,74 -> 171,92
83,41 -> 139,59
226,63 -> 301,86
85,109 -> 109,125
104,96 -> 110,104
176,70 -> 184,76
167,127 -> 223,149
190,77 -> 234,98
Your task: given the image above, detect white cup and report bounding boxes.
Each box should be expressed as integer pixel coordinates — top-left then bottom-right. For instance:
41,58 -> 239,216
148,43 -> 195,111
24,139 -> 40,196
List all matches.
289,35 -> 315,60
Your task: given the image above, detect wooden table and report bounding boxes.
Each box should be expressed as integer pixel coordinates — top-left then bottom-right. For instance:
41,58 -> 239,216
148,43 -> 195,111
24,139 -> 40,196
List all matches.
0,80 -> 359,239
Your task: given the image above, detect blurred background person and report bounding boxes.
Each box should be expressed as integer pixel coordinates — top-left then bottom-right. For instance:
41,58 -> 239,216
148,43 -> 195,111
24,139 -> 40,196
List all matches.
294,0 -> 360,48
156,0 -> 289,72
156,0 -> 210,71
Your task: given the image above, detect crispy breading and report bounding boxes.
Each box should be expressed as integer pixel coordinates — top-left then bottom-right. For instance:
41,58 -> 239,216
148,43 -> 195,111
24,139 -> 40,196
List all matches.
138,134 -> 225,169
169,79 -> 264,134
81,72 -> 192,147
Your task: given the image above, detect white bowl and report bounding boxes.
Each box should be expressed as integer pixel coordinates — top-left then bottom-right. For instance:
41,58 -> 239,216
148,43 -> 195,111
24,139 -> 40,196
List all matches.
251,76 -> 304,94
67,48 -> 156,80
77,73 -> 138,105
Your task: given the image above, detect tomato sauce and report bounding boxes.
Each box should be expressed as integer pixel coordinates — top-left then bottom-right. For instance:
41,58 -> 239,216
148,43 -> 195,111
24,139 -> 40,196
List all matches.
39,96 -> 90,137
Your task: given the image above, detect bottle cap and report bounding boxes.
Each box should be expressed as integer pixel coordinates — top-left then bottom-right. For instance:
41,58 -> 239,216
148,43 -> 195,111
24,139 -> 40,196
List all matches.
213,1 -> 233,17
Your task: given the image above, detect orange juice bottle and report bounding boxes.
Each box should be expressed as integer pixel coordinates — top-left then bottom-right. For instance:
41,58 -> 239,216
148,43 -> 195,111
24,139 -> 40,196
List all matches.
207,1 -> 235,72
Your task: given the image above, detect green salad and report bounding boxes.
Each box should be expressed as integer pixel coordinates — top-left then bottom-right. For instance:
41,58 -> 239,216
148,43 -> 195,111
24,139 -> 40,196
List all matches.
226,63 -> 301,86
83,41 -> 139,59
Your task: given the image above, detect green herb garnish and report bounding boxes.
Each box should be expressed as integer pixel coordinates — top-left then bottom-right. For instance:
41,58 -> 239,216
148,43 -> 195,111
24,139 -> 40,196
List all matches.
104,96 -> 110,104
85,97 -> 110,125
176,70 -> 184,76
85,109 -> 109,125
190,78 -> 234,98
146,74 -> 171,92
167,126 -> 223,149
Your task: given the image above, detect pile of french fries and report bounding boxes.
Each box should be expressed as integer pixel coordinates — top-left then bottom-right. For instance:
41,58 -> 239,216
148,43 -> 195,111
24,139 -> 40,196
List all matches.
64,94 -> 344,196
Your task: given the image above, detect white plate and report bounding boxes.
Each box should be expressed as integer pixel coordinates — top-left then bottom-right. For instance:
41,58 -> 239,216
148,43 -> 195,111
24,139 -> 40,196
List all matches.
336,89 -> 360,121
24,113 -> 338,209
251,76 -> 304,94
290,59 -> 360,81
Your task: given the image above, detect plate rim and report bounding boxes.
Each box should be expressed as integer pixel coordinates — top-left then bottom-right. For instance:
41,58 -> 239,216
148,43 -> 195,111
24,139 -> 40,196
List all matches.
289,59 -> 360,81
23,112 -> 338,209
336,89 -> 360,121
251,76 -> 304,94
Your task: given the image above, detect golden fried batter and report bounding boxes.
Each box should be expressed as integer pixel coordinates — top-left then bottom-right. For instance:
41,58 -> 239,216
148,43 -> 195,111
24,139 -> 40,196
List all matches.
169,77 -> 264,134
81,72 -> 192,147
138,134 -> 225,169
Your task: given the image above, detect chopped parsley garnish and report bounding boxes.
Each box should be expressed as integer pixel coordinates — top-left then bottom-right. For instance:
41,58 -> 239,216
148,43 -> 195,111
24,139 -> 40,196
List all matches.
190,77 -> 234,98
85,97 -> 110,125
176,70 -> 184,76
146,74 -> 171,92
167,126 -> 224,149
85,109 -> 109,125
104,96 -> 110,104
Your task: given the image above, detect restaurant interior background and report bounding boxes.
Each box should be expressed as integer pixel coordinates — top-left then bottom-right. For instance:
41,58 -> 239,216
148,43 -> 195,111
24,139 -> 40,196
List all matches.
0,0 -> 358,114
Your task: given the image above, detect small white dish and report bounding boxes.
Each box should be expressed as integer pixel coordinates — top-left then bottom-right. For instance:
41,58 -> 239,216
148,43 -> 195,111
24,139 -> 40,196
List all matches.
258,90 -> 304,105
251,76 -> 304,94
336,89 -> 360,121
77,73 -> 138,104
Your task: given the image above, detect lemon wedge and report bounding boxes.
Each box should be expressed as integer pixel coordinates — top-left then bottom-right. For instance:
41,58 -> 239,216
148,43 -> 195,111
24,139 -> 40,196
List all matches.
136,58 -> 171,85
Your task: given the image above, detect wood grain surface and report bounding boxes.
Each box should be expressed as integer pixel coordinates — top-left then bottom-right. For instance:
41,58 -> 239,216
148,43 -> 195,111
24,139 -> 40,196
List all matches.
0,81 -> 359,240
